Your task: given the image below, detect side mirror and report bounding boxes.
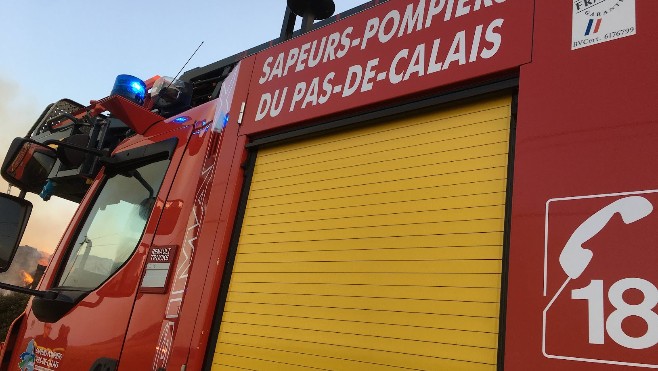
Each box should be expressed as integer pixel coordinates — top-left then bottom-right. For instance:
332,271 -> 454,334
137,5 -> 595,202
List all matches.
0,193 -> 81,316
0,193 -> 32,272
1,137 -> 57,194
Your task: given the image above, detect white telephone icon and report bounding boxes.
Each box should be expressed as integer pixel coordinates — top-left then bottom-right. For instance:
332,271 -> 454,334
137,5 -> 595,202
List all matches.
559,196 -> 653,279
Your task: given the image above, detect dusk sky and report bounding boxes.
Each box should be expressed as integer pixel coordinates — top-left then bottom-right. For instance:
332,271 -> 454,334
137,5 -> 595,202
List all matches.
0,0 -> 368,255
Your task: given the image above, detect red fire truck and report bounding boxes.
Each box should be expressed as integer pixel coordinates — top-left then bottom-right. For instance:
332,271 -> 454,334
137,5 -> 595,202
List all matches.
0,0 -> 657,369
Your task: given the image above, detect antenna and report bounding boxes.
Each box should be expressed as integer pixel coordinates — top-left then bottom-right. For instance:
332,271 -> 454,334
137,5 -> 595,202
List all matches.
152,41 -> 204,111
171,41 -> 204,83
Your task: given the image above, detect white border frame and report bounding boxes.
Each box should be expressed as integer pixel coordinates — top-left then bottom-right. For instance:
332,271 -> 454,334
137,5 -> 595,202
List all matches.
542,188 -> 658,369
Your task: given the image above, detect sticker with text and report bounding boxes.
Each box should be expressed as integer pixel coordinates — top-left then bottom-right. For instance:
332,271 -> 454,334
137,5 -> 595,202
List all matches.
572,0 -> 636,50
18,339 -> 64,371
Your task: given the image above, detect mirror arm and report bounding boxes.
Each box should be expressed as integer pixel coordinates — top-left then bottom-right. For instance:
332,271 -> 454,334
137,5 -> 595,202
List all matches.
130,170 -> 154,198
16,137 -> 110,161
41,139 -> 109,159
46,113 -> 91,132
0,282 -> 57,299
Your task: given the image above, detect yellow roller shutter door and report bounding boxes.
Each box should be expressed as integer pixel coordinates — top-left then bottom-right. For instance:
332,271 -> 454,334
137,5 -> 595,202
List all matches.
212,95 -> 512,370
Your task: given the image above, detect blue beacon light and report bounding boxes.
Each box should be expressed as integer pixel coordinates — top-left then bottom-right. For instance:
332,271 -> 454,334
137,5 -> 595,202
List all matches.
172,116 -> 190,124
111,74 -> 147,105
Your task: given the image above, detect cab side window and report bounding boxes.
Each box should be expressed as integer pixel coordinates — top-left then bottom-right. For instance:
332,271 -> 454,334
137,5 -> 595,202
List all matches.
56,159 -> 169,289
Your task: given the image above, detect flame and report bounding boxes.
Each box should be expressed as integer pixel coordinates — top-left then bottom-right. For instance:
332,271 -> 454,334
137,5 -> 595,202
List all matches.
38,251 -> 51,267
20,270 -> 34,286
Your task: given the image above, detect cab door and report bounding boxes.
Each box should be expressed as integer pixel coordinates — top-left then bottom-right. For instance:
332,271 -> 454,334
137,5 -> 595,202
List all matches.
9,125 -> 192,371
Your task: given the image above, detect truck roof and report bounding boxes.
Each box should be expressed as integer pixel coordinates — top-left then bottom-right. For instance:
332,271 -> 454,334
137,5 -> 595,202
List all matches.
180,0 -> 386,108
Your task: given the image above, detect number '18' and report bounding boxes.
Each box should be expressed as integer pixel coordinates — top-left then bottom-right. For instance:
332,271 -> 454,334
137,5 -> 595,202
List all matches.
572,278 -> 658,349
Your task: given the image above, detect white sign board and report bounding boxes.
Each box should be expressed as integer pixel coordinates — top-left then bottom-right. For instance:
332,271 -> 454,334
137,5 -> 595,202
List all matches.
572,0 -> 636,50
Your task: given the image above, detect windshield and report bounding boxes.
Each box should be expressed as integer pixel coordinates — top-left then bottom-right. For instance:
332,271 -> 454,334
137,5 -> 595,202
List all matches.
56,159 -> 169,289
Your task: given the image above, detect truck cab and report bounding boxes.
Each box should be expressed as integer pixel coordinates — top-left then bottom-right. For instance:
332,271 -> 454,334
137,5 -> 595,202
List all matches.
0,65 -> 245,370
